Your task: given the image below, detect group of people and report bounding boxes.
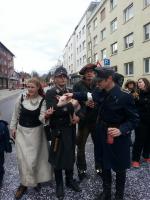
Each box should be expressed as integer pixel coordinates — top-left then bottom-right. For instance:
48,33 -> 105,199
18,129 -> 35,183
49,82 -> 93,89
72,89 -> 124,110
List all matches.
0,63 -> 150,200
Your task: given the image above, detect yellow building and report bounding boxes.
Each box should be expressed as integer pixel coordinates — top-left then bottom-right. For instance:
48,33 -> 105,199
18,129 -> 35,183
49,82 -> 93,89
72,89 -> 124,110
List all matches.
87,0 -> 150,80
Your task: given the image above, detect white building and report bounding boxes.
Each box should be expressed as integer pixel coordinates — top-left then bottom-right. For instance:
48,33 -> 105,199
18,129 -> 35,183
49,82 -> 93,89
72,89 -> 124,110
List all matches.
63,1 -> 100,75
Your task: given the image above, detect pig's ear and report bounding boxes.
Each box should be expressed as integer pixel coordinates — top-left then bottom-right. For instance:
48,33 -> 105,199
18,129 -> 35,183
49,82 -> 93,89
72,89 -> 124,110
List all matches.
56,95 -> 60,100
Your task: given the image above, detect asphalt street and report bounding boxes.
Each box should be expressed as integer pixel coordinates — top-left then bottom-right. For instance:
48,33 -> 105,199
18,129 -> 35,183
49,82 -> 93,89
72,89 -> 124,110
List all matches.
0,139 -> 150,200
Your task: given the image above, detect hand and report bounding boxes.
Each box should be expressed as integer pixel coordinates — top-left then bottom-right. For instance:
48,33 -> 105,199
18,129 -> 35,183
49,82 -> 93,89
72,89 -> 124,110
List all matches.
107,127 -> 121,137
71,113 -> 80,124
45,107 -> 55,118
85,100 -> 95,108
11,129 -> 16,139
64,93 -> 73,100
57,95 -> 68,107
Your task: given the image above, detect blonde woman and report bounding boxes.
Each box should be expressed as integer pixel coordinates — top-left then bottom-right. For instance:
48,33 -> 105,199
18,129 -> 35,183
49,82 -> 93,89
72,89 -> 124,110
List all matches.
10,78 -> 53,199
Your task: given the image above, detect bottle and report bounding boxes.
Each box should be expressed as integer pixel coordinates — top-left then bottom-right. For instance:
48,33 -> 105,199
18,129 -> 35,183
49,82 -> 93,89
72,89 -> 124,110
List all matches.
107,134 -> 114,144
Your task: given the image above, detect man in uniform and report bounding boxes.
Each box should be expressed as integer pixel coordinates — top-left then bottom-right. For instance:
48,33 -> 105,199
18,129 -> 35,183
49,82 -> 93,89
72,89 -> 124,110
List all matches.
73,63 -> 102,180
65,67 -> 139,200
45,66 -> 81,200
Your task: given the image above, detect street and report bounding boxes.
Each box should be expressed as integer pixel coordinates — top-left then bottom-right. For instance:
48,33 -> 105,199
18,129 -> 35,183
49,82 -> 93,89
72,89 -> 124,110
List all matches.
0,96 -> 150,200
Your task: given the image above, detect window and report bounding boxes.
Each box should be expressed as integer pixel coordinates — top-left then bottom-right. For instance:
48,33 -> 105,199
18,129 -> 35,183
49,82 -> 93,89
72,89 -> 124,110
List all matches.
79,31 -> 81,39
77,48 -> 79,54
83,55 -> 86,63
88,41 -> 92,50
112,66 -> 118,71
82,25 -> 85,35
88,25 -> 91,35
101,28 -> 106,40
80,58 -> 82,65
110,0 -> 117,10
124,33 -> 134,48
77,35 -> 78,42
144,57 -> 150,73
94,53 -> 98,63
111,18 -> 117,32
111,42 -> 118,54
144,0 -> 150,7
144,22 -> 150,40
88,57 -> 92,63
93,35 -> 98,46
101,48 -> 107,59
124,62 -> 134,75
79,45 -> 82,52
82,41 -> 86,50
124,3 -> 133,22
93,18 -> 97,30
100,8 -> 106,21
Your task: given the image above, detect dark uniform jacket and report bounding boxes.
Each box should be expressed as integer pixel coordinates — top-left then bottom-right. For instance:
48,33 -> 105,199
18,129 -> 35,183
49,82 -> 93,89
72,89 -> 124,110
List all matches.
73,85 -> 139,170
0,120 -> 12,153
73,79 -> 98,127
45,86 -> 76,170
135,89 -> 150,125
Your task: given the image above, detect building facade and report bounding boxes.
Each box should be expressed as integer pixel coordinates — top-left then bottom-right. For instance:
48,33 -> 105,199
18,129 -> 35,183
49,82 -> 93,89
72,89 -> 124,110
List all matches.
63,0 -> 150,81
0,42 -> 15,89
87,0 -> 150,80
63,1 -> 99,75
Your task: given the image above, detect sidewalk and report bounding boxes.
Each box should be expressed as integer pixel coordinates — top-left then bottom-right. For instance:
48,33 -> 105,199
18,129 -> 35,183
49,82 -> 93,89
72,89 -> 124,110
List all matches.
0,89 -> 22,102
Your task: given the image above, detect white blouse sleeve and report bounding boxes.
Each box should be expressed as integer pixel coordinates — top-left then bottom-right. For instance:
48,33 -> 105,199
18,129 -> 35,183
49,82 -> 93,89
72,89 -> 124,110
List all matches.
10,95 -> 22,130
39,99 -> 47,124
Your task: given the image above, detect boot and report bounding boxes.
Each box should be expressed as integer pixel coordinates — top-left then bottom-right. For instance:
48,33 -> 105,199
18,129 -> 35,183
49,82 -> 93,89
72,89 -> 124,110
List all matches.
95,169 -> 112,200
15,184 -> 27,199
78,168 -> 87,181
65,169 -> 81,192
115,170 -> 126,200
54,169 -> 64,199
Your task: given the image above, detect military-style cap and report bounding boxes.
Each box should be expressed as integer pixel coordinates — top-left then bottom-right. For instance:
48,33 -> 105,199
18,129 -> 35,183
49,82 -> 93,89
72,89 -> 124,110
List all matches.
79,63 -> 97,75
54,66 -> 68,78
94,67 -> 115,80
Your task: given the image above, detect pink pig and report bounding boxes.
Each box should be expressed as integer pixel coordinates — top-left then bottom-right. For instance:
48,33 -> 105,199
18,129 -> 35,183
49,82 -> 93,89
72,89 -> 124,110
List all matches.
57,95 -> 80,112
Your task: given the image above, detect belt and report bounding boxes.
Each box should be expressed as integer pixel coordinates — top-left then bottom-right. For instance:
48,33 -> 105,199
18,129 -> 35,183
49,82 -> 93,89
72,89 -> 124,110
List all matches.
99,120 -> 120,128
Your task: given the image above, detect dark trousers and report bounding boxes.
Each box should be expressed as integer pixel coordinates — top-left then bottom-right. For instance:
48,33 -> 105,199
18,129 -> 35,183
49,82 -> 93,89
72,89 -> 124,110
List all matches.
0,151 -> 5,183
102,169 -> 126,199
132,123 -> 150,161
54,169 -> 73,185
76,125 -> 101,171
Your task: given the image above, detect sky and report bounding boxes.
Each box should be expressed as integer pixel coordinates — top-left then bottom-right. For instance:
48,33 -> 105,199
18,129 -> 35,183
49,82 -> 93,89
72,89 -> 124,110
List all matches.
0,0 -> 96,75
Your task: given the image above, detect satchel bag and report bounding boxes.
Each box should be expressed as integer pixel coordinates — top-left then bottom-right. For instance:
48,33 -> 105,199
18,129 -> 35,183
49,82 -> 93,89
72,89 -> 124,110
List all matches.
44,125 -> 52,141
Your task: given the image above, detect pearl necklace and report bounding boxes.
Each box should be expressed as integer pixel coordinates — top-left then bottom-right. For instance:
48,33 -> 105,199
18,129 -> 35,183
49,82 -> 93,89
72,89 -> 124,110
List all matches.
29,97 -> 39,106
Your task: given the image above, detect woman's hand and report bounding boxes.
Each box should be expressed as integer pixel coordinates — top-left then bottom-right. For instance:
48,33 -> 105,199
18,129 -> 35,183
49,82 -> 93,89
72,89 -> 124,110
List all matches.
11,129 -> 16,139
45,107 -> 55,118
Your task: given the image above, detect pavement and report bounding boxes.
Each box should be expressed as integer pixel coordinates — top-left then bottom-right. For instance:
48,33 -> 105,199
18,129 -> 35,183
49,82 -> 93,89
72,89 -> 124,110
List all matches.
0,89 -> 22,103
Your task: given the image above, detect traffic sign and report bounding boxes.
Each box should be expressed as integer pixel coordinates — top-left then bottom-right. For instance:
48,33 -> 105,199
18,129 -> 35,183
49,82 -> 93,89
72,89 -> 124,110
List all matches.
104,58 -> 110,66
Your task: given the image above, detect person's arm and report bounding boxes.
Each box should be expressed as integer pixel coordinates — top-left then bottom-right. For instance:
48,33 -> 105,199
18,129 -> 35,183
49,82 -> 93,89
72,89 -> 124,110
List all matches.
10,96 -> 21,130
119,94 -> 139,135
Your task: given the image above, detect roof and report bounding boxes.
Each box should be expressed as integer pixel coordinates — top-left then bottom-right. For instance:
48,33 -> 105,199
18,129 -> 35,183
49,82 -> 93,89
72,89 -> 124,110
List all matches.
0,41 -> 15,57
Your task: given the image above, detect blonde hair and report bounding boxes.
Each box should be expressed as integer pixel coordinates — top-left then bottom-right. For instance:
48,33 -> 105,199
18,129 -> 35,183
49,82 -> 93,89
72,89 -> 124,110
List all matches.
27,78 -> 44,97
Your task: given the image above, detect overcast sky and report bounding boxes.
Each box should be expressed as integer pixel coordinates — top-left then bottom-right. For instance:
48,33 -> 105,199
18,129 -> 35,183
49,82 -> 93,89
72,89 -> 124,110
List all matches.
0,0 -> 95,74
